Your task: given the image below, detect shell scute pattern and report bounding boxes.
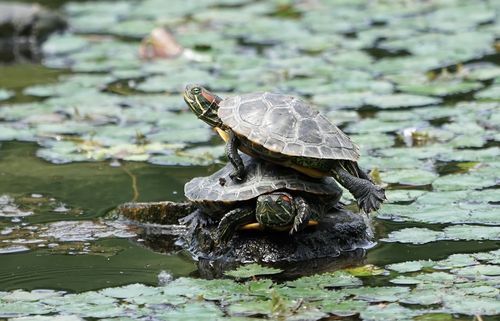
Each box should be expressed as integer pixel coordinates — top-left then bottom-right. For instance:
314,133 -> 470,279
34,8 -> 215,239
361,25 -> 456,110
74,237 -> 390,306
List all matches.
283,142 -> 304,155
268,107 -> 297,138
184,155 -> 341,204
218,92 -> 359,161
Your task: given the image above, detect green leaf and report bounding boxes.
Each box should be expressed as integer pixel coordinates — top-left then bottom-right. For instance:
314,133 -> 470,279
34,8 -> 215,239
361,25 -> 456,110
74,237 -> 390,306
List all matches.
42,34 -> 89,56
0,89 -> 14,101
224,263 -> 283,279
360,302 -> 420,321
346,286 -> 410,303
364,94 -> 441,109
320,299 -> 368,317
386,260 -> 434,273
286,271 -> 362,289
443,295 -> 500,315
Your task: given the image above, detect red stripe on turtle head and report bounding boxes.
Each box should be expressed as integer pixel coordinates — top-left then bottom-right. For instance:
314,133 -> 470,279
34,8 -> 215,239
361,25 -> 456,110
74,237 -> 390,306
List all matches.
201,89 -> 222,105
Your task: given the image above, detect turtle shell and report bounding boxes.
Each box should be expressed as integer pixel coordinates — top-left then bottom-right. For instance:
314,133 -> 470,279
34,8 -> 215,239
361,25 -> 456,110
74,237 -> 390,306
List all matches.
218,92 -> 359,161
184,154 -> 341,203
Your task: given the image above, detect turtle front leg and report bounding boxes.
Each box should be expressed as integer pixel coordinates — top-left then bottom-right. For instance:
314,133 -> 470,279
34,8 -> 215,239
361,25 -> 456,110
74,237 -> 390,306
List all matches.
333,167 -> 385,213
216,206 -> 254,245
290,196 -> 312,234
225,129 -> 246,182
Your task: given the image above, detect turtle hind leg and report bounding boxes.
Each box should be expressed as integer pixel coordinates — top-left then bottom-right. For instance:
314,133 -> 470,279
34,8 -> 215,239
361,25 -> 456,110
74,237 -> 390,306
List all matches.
216,207 -> 254,245
290,196 -> 312,234
332,164 -> 386,213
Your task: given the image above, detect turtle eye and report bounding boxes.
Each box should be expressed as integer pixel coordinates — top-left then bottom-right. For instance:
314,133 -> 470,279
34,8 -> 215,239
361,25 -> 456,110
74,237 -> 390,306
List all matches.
191,87 -> 201,95
281,195 -> 291,202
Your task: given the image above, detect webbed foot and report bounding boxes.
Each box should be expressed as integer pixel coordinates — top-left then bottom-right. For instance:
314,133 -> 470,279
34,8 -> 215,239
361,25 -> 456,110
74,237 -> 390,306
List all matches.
356,183 -> 386,213
179,210 -> 213,234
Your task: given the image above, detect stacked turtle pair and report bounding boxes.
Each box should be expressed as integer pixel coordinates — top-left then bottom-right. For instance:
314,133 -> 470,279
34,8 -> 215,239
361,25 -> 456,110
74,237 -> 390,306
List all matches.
182,85 -> 386,245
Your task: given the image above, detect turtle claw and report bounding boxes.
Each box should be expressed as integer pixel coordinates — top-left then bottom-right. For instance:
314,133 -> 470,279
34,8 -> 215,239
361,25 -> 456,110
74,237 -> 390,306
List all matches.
229,170 -> 245,183
357,184 -> 386,213
179,210 -> 213,234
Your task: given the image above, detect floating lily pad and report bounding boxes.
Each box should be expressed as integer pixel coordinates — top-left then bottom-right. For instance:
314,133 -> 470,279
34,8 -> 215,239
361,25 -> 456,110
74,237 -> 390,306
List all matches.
9,316 -> 84,321
344,265 -> 386,277
398,80 -> 483,97
385,190 -> 426,203
451,264 -> 500,277
383,225 -> 500,244
360,302 -> 420,321
400,289 -> 442,305
434,254 -> 478,270
224,263 -> 283,279
100,283 -> 160,299
42,34 -> 90,56
386,260 -> 434,273
286,271 -> 362,288
364,94 -> 441,109
107,19 -> 157,39
476,84 -> 500,100
0,89 -> 14,101
0,301 -> 54,318
381,169 -> 437,186
320,300 -> 368,317
432,172 -> 498,191
443,296 -> 500,315
0,195 -> 33,217
346,286 -> 410,303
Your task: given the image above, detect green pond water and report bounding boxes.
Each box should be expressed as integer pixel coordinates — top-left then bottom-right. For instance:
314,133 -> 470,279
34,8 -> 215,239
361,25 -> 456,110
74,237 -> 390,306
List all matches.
0,0 -> 499,320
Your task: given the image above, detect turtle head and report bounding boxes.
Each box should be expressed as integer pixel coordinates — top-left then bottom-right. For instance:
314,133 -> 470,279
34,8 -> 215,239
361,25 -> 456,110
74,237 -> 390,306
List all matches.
183,84 -> 223,128
256,192 -> 296,228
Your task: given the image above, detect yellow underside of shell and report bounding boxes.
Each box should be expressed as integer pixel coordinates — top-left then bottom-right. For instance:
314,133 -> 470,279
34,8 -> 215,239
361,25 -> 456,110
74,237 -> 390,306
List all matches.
239,219 -> 318,231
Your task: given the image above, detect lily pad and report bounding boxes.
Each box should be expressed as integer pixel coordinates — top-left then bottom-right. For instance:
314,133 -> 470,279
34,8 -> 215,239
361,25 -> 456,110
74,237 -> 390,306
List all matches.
286,271 -> 362,289
360,302 -> 420,321
398,80 -> 483,98
0,301 -> 54,318
383,225 -> 500,244
364,94 -> 441,109
386,260 -> 434,273
320,299 -> 368,317
346,286 -> 410,303
381,169 -> 437,186
443,296 -> 500,315
100,283 -> 160,299
0,89 -> 14,101
224,263 -> 283,279
42,34 -> 90,56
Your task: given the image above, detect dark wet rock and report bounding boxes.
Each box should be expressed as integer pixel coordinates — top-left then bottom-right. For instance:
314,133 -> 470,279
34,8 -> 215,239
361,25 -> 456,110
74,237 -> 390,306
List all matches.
0,2 -> 66,62
114,201 -> 372,264
183,208 -> 373,263
115,201 -> 195,225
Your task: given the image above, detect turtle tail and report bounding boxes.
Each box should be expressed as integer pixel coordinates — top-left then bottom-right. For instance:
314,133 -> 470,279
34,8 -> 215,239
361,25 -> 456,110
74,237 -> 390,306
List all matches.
331,161 -> 386,213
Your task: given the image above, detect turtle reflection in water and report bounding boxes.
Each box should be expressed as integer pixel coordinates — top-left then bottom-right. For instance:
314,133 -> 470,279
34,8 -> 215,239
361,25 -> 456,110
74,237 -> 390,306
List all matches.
183,154 -> 342,244
183,85 -> 385,213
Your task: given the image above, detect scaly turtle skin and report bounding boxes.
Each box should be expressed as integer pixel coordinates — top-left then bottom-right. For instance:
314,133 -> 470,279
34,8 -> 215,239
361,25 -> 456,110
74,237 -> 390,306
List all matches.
184,154 -> 342,244
183,85 -> 386,213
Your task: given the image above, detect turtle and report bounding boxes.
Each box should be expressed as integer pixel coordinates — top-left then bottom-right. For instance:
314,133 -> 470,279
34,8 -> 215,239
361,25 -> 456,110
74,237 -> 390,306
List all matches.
183,154 -> 342,244
183,85 -> 386,213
